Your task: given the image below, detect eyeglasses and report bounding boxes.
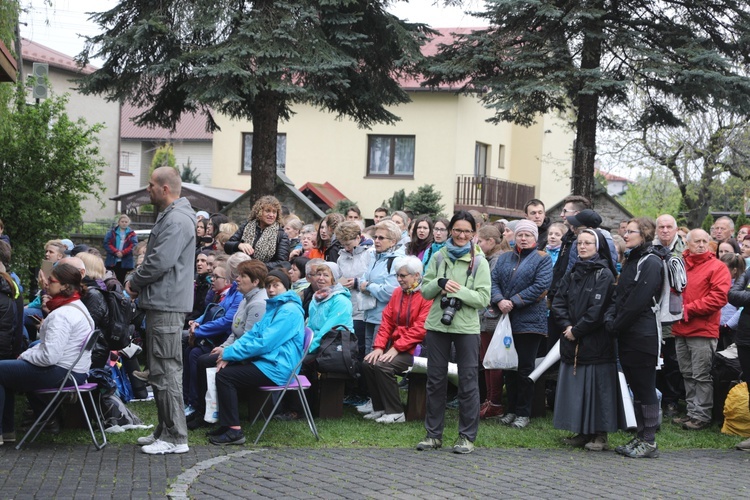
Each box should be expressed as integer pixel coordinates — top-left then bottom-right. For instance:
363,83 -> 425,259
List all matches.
211,274 -> 227,281
433,228 -> 447,233
452,229 -> 474,236
623,230 -> 641,235
561,208 -> 577,214
373,235 -> 391,241
577,241 -> 596,246
396,273 -> 412,279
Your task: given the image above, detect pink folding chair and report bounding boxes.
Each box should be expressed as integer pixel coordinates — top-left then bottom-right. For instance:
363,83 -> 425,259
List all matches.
250,327 -> 319,444
16,330 -> 107,450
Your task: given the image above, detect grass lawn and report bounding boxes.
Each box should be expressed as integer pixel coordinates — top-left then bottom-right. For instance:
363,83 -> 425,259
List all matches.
20,395 -> 744,450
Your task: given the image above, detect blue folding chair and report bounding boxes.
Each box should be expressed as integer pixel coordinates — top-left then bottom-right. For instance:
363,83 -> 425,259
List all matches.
17,329 -> 107,450
250,327 -> 319,444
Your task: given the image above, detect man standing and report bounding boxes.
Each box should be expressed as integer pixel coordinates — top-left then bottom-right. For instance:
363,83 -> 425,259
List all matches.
126,167 -> 196,454
524,198 -> 550,250
653,214 -> 686,417
671,229 -> 730,430
373,207 -> 388,224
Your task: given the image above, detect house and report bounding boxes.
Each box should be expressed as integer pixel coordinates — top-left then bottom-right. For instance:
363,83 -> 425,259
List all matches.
209,28 -> 576,221
596,167 -> 633,197
21,38 -> 120,222
119,103 -> 213,194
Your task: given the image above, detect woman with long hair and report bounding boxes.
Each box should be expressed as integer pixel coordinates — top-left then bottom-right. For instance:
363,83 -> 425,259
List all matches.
407,215 -> 433,261
225,196 -> 290,269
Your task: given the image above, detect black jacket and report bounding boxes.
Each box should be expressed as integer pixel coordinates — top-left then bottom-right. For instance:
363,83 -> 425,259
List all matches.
728,269 -> 750,347
551,256 -> 615,365
536,217 -> 551,250
225,222 -> 290,270
81,277 -> 108,330
186,273 -> 211,325
0,276 -> 21,359
548,227 -> 576,300
604,244 -> 663,356
325,239 -> 342,264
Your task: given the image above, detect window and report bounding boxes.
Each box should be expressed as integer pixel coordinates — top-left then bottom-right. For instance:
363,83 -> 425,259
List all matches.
367,135 -> 415,178
498,144 -> 506,169
474,142 -> 489,177
242,133 -> 287,174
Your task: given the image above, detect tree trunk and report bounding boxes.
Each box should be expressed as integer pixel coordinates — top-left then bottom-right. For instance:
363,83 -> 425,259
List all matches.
571,10 -> 603,201
250,92 -> 281,203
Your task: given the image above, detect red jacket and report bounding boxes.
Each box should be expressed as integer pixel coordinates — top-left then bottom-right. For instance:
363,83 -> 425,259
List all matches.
373,285 -> 432,354
672,250 -> 731,339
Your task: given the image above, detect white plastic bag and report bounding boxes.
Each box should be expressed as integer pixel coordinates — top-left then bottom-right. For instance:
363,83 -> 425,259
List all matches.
482,314 -> 518,370
204,367 -> 219,423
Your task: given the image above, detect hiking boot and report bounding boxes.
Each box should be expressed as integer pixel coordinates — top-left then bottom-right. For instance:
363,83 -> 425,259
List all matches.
209,429 -> 246,446
141,439 -> 189,455
562,433 -> 592,447
584,433 -> 609,452
480,402 -> 504,419
375,412 -> 405,424
620,440 -> 659,458
416,437 -> 442,451
132,370 -> 150,382
137,433 -> 157,445
664,403 -> 679,418
511,416 -> 530,429
615,437 -> 640,455
446,397 -> 459,409
736,437 -> 750,451
499,413 -> 517,425
672,415 -> 691,425
363,411 -> 385,420
356,400 -> 374,414
206,426 -> 228,437
453,435 -> 474,454
682,418 -> 710,431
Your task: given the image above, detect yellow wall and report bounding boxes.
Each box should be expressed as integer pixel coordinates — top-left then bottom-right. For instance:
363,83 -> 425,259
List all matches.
212,91 -> 573,218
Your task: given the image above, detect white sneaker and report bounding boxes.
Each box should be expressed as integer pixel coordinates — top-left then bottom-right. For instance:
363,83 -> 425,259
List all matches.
511,416 -> 530,429
356,400 -> 373,414
141,439 -> 189,455
375,412 -> 405,424
137,434 -> 157,445
363,411 -> 384,420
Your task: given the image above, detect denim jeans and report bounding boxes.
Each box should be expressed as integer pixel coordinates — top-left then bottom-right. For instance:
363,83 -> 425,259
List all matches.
0,360 -> 84,433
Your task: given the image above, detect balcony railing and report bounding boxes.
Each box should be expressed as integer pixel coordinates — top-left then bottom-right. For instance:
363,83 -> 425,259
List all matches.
455,175 -> 535,215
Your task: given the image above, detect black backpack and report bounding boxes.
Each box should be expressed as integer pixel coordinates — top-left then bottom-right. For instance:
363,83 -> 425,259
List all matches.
101,290 -> 136,350
316,324 -> 359,378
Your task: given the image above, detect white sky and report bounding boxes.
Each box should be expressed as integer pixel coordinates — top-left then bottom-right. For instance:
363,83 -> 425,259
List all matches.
19,0 -> 488,65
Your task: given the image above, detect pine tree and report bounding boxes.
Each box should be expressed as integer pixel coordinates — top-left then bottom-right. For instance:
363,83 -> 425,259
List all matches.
702,213 -> 715,234
405,184 -> 444,218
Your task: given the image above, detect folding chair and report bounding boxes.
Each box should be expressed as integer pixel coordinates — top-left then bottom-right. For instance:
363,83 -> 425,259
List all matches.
250,327 -> 319,444
17,329 -> 107,450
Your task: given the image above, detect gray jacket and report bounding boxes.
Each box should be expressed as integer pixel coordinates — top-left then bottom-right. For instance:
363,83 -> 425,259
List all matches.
129,197 -> 196,312
223,287 -> 268,347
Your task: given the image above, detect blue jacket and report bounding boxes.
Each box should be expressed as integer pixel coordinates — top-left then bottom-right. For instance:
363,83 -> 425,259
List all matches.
194,282 -> 243,343
361,246 -> 403,324
104,227 -> 138,269
222,290 -> 305,385
307,285 -> 354,353
491,247 -> 553,335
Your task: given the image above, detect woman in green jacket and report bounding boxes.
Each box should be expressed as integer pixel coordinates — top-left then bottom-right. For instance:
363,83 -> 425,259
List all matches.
416,211 -> 491,454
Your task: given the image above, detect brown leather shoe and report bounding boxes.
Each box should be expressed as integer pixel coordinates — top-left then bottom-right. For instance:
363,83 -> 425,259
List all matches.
672,415 -> 691,425
682,418 -> 710,431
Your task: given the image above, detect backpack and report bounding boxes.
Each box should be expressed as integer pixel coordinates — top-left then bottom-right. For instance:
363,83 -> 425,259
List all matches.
100,289 -> 136,350
316,324 -> 359,378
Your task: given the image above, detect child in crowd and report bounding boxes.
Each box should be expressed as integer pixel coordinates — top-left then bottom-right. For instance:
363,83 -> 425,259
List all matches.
544,222 -> 566,266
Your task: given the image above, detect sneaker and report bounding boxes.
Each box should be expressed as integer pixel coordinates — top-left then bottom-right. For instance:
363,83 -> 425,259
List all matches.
511,416 -> 530,429
620,440 -> 659,458
343,395 -> 368,406
375,412 -> 405,424
2,432 -> 15,443
584,433 -> 609,452
562,433 -> 592,447
137,433 -> 158,446
499,413 -> 517,425
416,437 -> 442,451
206,426 -> 228,437
664,403 -> 679,418
363,411 -> 385,420
672,415 -> 691,425
132,370 -> 150,382
398,377 -> 409,390
682,418 -> 710,431
736,437 -> 750,451
480,402 -> 504,419
141,439 -> 189,455
273,411 -> 302,421
356,400 -> 374,414
184,405 -> 196,417
209,429 -> 246,446
615,437 -> 640,455
187,418 -> 211,430
453,435 -> 475,454
445,397 -> 459,409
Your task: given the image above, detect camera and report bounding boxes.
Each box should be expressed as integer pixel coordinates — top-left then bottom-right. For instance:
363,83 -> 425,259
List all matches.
440,296 -> 463,325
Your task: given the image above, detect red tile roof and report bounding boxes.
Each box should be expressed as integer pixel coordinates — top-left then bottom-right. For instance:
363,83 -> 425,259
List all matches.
596,169 -> 632,183
121,102 -> 213,141
21,38 -> 97,75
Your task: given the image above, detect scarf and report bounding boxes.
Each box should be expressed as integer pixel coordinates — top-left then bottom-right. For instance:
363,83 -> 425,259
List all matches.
403,280 -> 421,295
445,238 -> 471,262
47,292 -> 81,312
314,283 -> 344,303
240,219 -> 280,262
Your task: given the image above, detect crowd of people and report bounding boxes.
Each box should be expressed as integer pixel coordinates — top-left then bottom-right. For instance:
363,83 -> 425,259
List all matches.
0,170 -> 748,456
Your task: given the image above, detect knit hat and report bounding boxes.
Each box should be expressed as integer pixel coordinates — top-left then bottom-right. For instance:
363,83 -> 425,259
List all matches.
514,220 -> 539,240
267,269 -> 291,290
323,262 -> 342,282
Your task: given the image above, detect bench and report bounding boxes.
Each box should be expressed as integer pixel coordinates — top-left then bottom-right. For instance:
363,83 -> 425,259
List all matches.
404,373 -> 427,421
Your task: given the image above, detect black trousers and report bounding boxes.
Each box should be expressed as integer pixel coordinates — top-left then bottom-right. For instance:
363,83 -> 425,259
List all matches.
216,363 -> 273,427
505,333 -> 544,418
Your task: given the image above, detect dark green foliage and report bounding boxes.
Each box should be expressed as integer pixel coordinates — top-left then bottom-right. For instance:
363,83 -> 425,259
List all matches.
425,0 -> 750,199
0,81 -> 106,274
702,213 -> 715,233
405,184 -> 444,218
78,0 -> 432,202
327,199 -> 358,216
180,158 -> 200,185
382,189 -> 406,212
